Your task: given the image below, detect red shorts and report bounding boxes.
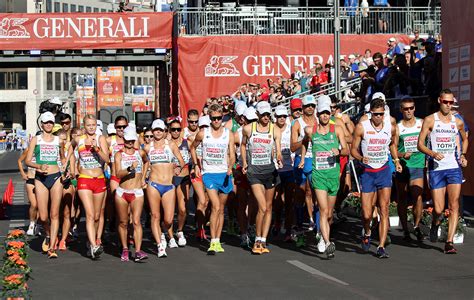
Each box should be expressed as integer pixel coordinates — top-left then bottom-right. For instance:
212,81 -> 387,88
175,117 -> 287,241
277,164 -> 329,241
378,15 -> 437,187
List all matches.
340,156 -> 349,177
110,175 -> 121,184
77,176 -> 107,194
191,173 -> 203,184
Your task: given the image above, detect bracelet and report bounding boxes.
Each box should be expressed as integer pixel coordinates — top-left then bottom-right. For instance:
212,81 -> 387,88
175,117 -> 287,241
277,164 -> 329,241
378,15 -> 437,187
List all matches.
394,158 -> 400,162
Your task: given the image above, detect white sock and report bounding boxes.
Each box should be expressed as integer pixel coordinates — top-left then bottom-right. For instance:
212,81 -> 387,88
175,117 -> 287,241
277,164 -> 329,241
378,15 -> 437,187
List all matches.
29,221 -> 35,227
261,237 -> 266,243
310,217 -> 314,223
256,236 -> 262,242
211,238 -> 219,243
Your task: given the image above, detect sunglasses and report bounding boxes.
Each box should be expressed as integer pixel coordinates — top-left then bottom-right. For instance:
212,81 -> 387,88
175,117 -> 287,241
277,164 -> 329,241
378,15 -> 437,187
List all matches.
319,111 -> 331,115
61,121 -> 71,125
330,106 -> 338,110
42,121 -> 54,125
115,125 -> 127,130
261,113 -> 271,118
372,112 -> 385,117
276,115 -> 287,118
144,135 -> 154,138
303,104 -> 316,108
210,116 -> 223,122
153,128 -> 165,132
170,128 -> 182,132
402,106 -> 415,111
292,108 -> 302,112
188,120 -> 198,124
441,100 -> 454,105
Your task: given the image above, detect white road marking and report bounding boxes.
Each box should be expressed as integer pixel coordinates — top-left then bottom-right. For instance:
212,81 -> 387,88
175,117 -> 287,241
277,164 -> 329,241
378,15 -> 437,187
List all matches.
9,223 -> 25,228
287,260 -> 349,286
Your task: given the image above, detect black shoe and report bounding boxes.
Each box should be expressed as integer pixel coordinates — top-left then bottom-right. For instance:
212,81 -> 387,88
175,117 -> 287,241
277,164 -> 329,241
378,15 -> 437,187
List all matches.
376,246 -> 389,259
414,227 -> 424,241
444,242 -> 457,254
429,224 -> 439,243
403,230 -> 412,242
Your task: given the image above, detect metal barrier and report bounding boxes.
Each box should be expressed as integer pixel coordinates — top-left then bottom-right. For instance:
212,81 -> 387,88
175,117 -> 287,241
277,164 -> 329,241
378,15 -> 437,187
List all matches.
178,6 -> 441,36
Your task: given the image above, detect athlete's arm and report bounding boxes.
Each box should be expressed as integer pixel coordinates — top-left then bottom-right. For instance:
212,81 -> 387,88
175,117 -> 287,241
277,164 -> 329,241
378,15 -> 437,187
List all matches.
350,123 -> 365,162
25,137 -> 42,171
190,129 -> 204,167
290,121 -> 302,152
227,130 -> 236,175
335,125 -> 349,156
342,114 -> 355,136
96,135 -> 110,164
114,152 -> 128,179
457,117 -> 469,167
17,150 -> 28,180
170,142 -> 186,170
273,125 -> 282,164
300,126 -> 311,161
224,120 -> 233,130
240,124 -> 251,173
417,115 -> 441,159
335,117 -> 352,144
140,149 -> 149,186
390,123 -> 402,173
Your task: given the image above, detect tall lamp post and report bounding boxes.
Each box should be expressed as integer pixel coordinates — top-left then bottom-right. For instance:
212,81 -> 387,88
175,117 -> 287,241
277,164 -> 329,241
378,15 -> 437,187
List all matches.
334,0 -> 341,94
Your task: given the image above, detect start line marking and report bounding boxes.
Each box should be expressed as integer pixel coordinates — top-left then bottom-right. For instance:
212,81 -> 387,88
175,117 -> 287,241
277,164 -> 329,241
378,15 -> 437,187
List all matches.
287,260 -> 349,286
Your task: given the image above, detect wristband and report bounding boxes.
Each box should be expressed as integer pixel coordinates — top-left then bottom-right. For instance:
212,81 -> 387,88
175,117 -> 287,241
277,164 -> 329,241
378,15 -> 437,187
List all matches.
394,158 -> 400,162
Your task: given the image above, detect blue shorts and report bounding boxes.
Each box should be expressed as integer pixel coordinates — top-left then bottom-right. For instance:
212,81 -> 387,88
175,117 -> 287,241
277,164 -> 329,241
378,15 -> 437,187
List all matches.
396,167 -> 424,183
203,173 -> 233,194
361,164 -> 393,193
428,168 -> 463,190
294,156 -> 312,187
278,170 -> 295,185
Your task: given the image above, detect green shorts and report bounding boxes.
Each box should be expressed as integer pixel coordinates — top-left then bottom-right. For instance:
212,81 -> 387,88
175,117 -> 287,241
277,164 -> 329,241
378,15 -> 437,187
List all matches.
312,176 -> 340,196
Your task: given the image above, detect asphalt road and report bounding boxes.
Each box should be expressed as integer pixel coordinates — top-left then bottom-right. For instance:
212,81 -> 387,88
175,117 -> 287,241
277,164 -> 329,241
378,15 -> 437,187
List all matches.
0,152 -> 473,299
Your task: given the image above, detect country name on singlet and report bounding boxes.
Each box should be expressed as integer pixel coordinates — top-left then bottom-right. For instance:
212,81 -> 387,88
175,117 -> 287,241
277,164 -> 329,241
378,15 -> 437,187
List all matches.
368,138 -> 388,145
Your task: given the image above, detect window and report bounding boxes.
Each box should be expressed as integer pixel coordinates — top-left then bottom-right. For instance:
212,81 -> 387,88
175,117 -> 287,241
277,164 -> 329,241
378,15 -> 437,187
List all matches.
137,77 -> 142,85
130,77 -> 135,90
86,6 -> 91,12
47,72 -> 53,90
124,77 -> 129,93
144,78 -> 148,85
55,72 -> 61,91
78,5 -> 84,12
54,2 -> 60,12
0,71 -> 28,90
46,0 -> 52,12
130,66 -> 135,72
63,3 -> 69,12
63,73 -> 70,91
124,66 -> 129,71
101,9 -> 106,12
94,7 -> 99,12
71,4 -> 76,12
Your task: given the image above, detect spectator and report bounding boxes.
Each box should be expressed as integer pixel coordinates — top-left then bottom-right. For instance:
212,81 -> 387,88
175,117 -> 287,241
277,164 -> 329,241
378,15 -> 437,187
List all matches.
355,65 -> 375,106
340,59 -> 352,82
361,49 -> 373,67
411,29 -> 424,49
344,0 -> 358,33
373,0 -> 390,33
348,54 -> 359,73
373,52 -> 389,92
359,0 -> 370,33
291,66 -> 303,81
387,37 -> 405,57
383,54 -> 413,98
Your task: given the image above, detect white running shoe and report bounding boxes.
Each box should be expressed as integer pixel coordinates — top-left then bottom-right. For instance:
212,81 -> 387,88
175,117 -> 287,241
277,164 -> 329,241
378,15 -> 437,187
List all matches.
26,223 -> 35,236
160,233 -> 167,248
158,243 -> 167,258
177,232 -> 187,247
317,237 -> 327,253
168,238 -> 178,248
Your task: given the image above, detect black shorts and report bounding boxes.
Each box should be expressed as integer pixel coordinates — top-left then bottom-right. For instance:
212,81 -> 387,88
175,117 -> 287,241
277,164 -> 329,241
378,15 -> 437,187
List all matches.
35,172 -> 61,190
26,178 -> 35,186
247,170 -> 281,189
172,175 -> 190,187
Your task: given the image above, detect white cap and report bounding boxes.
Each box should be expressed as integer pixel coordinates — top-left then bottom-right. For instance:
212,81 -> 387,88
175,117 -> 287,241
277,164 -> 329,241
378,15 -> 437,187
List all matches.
107,123 -> 116,135
151,119 -> 166,130
389,37 -> 396,42
97,120 -> 103,131
49,97 -> 62,105
365,103 -> 371,113
274,105 -> 288,116
198,115 -> 210,127
317,95 -> 332,113
348,54 -> 356,59
302,95 -> 316,106
235,101 -> 247,116
123,126 -> 137,141
256,101 -> 271,115
40,112 -> 55,123
372,92 -> 386,102
244,106 -> 257,121
404,45 -> 411,51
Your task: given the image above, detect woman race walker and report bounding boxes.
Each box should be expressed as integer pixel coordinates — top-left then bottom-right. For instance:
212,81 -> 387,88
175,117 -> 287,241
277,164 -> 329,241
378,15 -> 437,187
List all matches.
74,114 -> 109,259
144,119 -> 185,258
25,112 -> 65,259
114,126 -> 149,262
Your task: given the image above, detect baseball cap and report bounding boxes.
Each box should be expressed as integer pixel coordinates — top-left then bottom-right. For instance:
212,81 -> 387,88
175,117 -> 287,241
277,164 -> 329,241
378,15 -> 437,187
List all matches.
107,123 -> 116,135
260,92 -> 270,101
453,97 -> 459,109
354,64 -> 368,73
235,101 -> 247,116
244,107 -> 257,121
40,112 -> 55,123
290,98 -> 303,110
123,126 -> 137,141
317,95 -> 332,113
49,97 -> 62,105
256,101 -> 271,115
388,37 -> 396,43
151,119 -> 166,130
372,92 -> 386,102
348,54 -> 356,59
302,95 -> 316,106
97,120 -> 103,131
274,105 -> 288,116
198,115 -> 210,127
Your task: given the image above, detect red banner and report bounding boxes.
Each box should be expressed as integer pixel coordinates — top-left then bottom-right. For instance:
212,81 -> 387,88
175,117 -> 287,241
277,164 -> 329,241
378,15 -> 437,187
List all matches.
97,67 -> 124,108
442,0 -> 474,196
0,12 -> 173,50
177,34 -> 410,117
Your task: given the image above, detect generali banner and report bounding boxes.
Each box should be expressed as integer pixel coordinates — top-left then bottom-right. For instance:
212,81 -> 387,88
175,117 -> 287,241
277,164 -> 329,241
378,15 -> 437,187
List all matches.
177,34 -> 410,117
0,12 -> 173,50
97,67 -> 124,108
442,0 -> 474,196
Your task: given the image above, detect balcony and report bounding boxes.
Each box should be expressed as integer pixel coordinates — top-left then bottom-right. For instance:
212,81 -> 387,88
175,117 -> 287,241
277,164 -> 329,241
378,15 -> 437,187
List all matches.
177,6 -> 441,36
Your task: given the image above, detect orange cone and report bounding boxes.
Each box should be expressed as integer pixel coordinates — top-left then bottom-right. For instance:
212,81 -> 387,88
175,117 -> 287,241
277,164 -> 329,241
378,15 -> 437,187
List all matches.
2,179 -> 14,205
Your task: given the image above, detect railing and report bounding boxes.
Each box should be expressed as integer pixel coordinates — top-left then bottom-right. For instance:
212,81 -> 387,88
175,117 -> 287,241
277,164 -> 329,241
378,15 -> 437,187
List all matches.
177,6 -> 441,36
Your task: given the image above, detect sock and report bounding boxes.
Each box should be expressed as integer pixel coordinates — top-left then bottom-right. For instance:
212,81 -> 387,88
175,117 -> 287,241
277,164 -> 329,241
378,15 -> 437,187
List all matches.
261,237 -> 266,243
211,238 -> 218,243
256,236 -> 262,242
29,221 -> 35,227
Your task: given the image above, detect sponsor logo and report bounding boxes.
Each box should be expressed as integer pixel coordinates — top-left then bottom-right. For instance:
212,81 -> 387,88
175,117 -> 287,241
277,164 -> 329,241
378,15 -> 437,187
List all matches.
205,56 -> 240,77
0,18 -> 30,38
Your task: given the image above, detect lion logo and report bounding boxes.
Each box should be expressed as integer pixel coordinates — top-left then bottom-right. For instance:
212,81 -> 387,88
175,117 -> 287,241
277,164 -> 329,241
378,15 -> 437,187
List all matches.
205,56 -> 240,77
0,18 -> 30,38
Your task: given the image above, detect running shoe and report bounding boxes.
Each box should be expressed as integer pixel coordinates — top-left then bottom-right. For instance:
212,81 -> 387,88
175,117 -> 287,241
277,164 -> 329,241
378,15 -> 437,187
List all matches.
296,234 -> 306,248
361,234 -> 371,252
121,248 -> 130,262
260,243 -> 270,254
317,237 -> 326,253
26,223 -> 35,236
168,238 -> 178,248
157,243 -> 167,258
376,247 -> 389,259
403,230 -> 412,242
252,242 -> 262,255
325,242 -> 336,259
215,242 -> 225,253
196,228 -> 207,241
34,224 -> 41,236
47,249 -> 58,259
207,242 -> 217,255
177,232 -> 187,247
160,233 -> 168,248
429,224 -> 439,243
58,240 -> 67,251
42,237 -> 50,253
96,239 -> 102,246
72,226 -> 79,239
134,250 -> 148,262
414,226 -> 424,241
90,245 -> 104,259
308,219 -> 315,232
240,234 -> 250,249
444,242 -> 457,254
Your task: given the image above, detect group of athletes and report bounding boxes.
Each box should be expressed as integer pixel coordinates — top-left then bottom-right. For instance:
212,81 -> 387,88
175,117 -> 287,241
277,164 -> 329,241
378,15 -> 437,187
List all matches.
17,87 -> 468,261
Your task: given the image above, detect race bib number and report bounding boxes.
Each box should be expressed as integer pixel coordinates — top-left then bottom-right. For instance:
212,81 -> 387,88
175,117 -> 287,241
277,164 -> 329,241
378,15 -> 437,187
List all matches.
315,151 -> 336,170
403,135 -> 419,153
39,145 -> 59,162
251,148 -> 272,166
